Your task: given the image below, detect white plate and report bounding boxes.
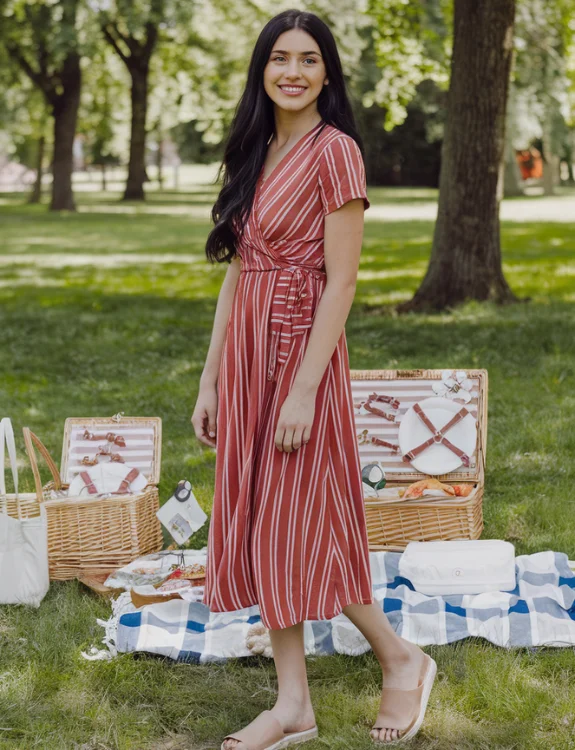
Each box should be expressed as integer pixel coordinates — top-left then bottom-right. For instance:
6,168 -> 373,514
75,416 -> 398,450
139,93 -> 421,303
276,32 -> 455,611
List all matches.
398,397 -> 477,475
67,462 -> 149,496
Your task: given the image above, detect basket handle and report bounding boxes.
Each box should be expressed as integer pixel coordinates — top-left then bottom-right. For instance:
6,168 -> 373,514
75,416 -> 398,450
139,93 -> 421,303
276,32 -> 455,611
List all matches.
22,427 -> 63,501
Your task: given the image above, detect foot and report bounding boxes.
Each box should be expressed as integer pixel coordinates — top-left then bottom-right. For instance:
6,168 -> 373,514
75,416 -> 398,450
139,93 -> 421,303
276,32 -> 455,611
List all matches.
222,701 -> 316,749
370,641 -> 427,744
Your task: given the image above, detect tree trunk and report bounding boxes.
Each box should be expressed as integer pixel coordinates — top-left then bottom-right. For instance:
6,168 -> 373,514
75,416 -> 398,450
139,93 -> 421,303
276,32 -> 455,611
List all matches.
398,0 -> 518,312
156,128 -> 163,191
542,117 -> 555,196
503,138 -> 523,197
101,163 -> 107,191
28,134 -> 45,204
567,132 -> 575,184
123,67 -> 148,201
49,50 -> 81,211
503,85 -> 524,197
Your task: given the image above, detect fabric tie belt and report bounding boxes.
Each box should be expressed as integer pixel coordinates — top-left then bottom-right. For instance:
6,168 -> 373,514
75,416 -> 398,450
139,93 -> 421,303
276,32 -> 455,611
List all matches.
240,264 -> 327,382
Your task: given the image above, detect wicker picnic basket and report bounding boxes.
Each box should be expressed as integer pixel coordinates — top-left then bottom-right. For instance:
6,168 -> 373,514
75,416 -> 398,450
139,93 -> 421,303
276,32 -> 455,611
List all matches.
350,368 -> 488,551
22,414 -> 164,580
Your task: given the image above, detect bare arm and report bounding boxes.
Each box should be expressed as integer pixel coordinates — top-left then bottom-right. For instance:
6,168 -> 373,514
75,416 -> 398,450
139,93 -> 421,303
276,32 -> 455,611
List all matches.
200,255 -> 242,389
192,255 -> 242,447
291,197 -> 365,395
273,197 -> 365,452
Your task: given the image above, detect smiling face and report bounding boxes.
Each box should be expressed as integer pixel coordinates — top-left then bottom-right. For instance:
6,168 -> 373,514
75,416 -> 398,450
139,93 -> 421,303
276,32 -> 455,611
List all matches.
263,28 -> 328,115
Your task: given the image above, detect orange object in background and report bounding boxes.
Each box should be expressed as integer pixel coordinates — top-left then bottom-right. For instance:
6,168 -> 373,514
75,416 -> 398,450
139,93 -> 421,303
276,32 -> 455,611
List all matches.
516,148 -> 543,180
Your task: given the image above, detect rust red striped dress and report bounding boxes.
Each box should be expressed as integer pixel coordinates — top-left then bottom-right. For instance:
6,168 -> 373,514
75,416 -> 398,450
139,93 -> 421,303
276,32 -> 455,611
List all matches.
202,120 -> 374,630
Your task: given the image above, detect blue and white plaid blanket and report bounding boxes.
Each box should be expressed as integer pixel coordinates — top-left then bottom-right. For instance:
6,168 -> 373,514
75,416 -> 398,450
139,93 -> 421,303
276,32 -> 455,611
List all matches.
112,550 -> 575,663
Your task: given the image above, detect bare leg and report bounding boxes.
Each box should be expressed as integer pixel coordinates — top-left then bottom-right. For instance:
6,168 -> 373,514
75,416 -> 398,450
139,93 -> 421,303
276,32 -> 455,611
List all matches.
222,620 -> 316,749
341,601 -> 427,744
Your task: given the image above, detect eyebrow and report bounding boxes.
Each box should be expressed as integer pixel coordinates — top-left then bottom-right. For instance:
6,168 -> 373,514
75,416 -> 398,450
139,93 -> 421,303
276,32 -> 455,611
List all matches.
271,49 -> 322,57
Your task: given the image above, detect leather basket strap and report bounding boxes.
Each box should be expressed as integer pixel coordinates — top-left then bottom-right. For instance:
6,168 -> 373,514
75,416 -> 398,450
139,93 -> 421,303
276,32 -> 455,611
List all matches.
114,466 -> 140,495
364,402 -> 396,422
368,392 -> 401,410
79,470 -> 98,495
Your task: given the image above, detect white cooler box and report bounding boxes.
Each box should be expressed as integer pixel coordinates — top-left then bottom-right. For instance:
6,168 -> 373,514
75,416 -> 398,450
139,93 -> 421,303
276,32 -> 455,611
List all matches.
399,539 -> 516,595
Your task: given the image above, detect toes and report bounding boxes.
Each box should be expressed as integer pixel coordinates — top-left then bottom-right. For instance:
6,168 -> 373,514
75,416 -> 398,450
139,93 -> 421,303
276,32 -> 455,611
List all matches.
370,726 -> 404,744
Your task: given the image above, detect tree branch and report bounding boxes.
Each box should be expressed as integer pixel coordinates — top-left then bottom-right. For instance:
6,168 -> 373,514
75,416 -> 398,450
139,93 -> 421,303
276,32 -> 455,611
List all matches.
4,42 -> 56,105
101,22 -> 131,64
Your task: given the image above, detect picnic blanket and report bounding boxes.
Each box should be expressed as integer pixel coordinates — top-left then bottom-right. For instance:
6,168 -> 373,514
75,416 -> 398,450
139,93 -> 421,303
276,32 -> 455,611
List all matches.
86,549 -> 575,663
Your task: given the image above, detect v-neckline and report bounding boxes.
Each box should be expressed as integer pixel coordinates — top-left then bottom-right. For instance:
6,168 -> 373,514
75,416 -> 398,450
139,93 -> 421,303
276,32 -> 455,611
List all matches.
258,119 -> 324,189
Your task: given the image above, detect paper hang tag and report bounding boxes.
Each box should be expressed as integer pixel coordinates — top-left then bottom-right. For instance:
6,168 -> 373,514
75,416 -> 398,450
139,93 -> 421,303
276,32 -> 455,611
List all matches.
156,480 -> 207,545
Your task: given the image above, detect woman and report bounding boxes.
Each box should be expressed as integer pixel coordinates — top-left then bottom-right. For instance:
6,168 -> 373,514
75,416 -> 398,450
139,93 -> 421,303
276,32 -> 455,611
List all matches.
191,9 -> 437,749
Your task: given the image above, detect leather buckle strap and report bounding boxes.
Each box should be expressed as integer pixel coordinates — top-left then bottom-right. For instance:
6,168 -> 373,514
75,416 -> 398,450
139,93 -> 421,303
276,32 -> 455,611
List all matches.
79,470 -> 98,495
402,403 -> 471,466
362,401 -> 396,422
78,466 -> 141,496
113,466 -> 140,495
368,392 -> 401,410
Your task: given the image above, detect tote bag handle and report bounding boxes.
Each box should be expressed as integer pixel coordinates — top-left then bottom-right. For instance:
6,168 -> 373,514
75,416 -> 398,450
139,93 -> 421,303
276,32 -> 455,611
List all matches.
1,417 -> 19,495
22,427 -> 62,502
1,417 -> 22,520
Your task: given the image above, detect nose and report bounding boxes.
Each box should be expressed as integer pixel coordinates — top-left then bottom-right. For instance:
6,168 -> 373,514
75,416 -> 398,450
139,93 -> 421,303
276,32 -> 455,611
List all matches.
286,60 -> 304,79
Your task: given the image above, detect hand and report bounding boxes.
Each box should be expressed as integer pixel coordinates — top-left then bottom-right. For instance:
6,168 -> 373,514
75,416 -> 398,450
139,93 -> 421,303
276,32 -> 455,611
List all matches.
191,383 -> 218,448
274,386 -> 316,453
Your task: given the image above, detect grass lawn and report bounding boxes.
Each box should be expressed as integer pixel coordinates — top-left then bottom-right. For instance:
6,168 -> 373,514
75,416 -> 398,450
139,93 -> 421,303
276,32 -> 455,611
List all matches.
1,183 -> 575,749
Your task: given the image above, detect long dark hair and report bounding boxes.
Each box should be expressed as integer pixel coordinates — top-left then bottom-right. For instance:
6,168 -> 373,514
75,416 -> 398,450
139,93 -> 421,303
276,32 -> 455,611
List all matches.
204,8 -> 366,264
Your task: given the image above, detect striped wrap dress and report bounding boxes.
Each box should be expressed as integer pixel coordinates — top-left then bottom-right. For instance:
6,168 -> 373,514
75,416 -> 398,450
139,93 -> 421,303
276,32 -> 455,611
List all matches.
202,120 -> 375,630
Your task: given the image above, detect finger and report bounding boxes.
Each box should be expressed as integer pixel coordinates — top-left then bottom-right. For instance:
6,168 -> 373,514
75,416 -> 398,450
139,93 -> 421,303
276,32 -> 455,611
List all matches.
291,427 -> 304,451
283,428 -> 295,453
205,413 -> 217,439
197,435 -> 216,448
275,426 -> 286,452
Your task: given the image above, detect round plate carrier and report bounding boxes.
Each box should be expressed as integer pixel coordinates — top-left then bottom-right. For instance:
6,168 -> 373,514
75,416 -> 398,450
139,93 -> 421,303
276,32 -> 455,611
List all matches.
398,396 -> 477,475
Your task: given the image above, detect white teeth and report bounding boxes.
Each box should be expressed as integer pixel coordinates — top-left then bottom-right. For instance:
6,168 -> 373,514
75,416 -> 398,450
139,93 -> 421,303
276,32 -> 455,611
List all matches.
280,86 -> 306,92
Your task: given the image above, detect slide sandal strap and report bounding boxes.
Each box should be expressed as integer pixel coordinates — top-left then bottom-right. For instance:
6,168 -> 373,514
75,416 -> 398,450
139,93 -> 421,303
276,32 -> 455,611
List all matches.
222,709 -> 285,750
372,655 -> 431,732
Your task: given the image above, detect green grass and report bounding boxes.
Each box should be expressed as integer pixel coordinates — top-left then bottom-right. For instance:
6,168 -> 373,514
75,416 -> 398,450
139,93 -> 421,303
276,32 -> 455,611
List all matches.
1,184 -> 575,749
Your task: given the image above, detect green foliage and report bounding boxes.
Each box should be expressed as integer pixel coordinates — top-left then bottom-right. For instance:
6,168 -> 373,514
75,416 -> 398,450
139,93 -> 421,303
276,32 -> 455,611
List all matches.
512,0 -> 575,149
365,0 -> 450,129
79,46 -> 125,167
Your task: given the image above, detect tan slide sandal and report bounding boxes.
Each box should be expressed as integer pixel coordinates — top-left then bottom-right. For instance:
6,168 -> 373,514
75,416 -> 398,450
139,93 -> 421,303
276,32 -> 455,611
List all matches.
221,709 -> 318,750
371,653 -> 437,745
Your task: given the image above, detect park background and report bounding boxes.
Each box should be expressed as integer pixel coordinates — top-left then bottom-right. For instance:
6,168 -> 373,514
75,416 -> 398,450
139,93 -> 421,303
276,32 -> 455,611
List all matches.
1,0 -> 575,748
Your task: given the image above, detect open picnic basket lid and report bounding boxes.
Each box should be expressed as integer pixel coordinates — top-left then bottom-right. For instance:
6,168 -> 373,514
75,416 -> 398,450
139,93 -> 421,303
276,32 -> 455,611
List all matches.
60,414 -> 162,486
349,369 -> 488,484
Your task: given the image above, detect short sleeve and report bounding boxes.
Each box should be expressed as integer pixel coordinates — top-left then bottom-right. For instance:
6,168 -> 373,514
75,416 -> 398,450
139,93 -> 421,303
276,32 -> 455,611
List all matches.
318,135 -> 370,215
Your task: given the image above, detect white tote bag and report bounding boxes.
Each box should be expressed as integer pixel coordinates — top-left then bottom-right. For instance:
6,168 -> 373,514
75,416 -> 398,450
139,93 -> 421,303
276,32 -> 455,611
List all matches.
0,418 -> 50,607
